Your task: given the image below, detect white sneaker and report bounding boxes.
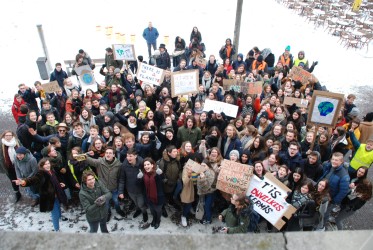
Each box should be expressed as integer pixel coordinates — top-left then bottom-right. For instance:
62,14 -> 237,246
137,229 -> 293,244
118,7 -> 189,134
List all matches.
181,216 -> 187,227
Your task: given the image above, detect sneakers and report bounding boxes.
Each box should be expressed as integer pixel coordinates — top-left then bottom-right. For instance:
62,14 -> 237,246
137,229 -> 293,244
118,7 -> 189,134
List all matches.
328,216 -> 336,223
116,208 -> 127,218
199,220 -> 211,225
31,199 -> 39,207
133,209 -> 142,218
181,216 -> 187,227
139,222 -> 150,230
315,226 -> 325,231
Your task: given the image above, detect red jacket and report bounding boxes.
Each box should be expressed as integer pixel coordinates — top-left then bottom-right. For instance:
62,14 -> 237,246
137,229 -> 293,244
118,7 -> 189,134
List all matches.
11,96 -> 26,124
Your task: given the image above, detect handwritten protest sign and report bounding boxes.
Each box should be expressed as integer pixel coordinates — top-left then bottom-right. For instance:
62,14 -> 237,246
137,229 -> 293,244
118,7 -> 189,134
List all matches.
76,65 -> 97,92
112,44 -> 136,61
283,96 -> 309,108
223,79 -> 239,91
246,173 -> 297,230
74,154 -> 87,162
216,160 -> 253,195
195,55 -> 207,69
136,63 -> 164,86
203,99 -> 239,118
185,159 -> 205,174
42,81 -> 59,93
247,81 -> 263,95
288,66 -> 318,85
171,70 -> 199,97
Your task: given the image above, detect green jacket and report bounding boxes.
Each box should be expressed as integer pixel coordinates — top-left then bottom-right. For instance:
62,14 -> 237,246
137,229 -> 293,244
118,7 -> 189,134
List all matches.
221,205 -> 239,228
79,180 -> 112,222
223,205 -> 251,234
86,156 -> 121,191
177,126 -> 202,148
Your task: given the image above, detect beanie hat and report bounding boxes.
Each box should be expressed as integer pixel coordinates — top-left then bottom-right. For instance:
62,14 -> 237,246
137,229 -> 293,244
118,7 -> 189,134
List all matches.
349,107 -> 360,117
16,146 -> 28,154
260,111 -> 269,120
229,150 -> 240,159
135,89 -> 143,98
129,111 -> 137,118
114,68 -> 121,74
285,45 -> 291,51
257,55 -> 263,63
104,111 -> 114,119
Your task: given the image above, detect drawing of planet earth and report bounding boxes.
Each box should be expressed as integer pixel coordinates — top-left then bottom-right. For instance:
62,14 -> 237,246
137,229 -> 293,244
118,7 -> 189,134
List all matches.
82,73 -> 93,84
318,101 -> 334,116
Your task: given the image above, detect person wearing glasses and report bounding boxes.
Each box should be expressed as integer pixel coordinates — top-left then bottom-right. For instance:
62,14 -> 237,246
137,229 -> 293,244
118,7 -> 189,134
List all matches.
279,141 -> 302,173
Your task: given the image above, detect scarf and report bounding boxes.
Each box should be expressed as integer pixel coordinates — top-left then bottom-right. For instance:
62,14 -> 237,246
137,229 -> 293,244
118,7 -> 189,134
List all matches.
2,138 -> 17,164
48,170 -> 67,205
143,172 -> 158,204
274,113 -> 285,123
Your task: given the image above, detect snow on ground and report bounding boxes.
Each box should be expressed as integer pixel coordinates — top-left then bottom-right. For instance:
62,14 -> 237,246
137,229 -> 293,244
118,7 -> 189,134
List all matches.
0,0 -> 373,233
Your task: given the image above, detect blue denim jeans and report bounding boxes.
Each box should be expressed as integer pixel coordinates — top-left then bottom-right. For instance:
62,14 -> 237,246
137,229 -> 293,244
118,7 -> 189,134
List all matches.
25,186 -> 39,200
203,193 -> 215,222
182,203 -> 193,217
51,199 -> 61,231
106,190 -> 120,210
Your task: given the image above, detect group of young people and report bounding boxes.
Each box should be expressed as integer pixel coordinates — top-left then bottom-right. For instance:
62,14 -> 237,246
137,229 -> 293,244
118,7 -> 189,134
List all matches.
2,30 -> 373,233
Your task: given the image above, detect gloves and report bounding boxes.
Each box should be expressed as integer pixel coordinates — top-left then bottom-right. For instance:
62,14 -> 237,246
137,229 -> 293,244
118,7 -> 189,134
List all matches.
312,61 -> 318,67
150,125 -> 156,132
163,178 -> 168,183
220,112 -> 226,119
94,195 -> 106,206
137,170 -> 144,179
156,168 -> 163,175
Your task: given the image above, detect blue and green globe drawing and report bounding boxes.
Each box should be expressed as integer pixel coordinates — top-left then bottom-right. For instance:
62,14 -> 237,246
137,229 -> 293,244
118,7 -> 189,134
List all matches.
318,101 -> 334,116
82,73 -> 93,84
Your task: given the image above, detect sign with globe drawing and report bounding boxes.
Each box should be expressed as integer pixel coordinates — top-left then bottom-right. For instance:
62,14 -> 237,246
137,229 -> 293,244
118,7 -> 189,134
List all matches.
307,90 -> 344,128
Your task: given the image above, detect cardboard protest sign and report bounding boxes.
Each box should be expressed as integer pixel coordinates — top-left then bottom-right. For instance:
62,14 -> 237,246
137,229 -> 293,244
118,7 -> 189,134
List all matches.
195,55 -> 207,68
75,154 -> 87,162
136,63 -> 164,86
247,81 -> 263,95
307,90 -> 344,128
288,66 -> 318,85
171,70 -> 199,97
247,173 -> 297,230
185,159 -> 205,174
203,99 -> 239,118
137,131 -> 154,141
42,81 -> 59,93
223,79 -> 239,91
77,65 -> 97,92
112,44 -> 136,61
216,160 -> 253,195
283,96 -> 309,108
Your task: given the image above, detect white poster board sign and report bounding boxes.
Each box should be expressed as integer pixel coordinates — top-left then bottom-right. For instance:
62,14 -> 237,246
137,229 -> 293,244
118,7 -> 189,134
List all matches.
171,70 -> 199,97
112,44 -> 136,61
246,173 -> 296,230
203,99 -> 239,118
76,65 -> 97,92
136,63 -> 165,86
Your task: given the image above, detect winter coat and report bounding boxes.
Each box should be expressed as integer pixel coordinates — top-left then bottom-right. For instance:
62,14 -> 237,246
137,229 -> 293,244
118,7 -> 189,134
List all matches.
138,173 -> 165,206
319,162 -> 350,205
24,169 -> 67,212
14,152 -> 38,179
358,121 -> 373,143
205,60 -> 218,76
221,205 -> 239,228
349,131 -> 373,171
156,51 -> 171,70
11,96 -> 26,124
180,167 -> 194,203
196,168 -> 216,195
291,190 -> 311,209
105,54 -> 123,69
158,150 -> 182,193
85,156 -> 121,191
301,158 -> 323,182
67,130 -> 88,154
227,205 -> 252,234
279,151 -> 303,172
221,135 -> 243,159
50,69 -> 68,88
177,126 -> 202,148
18,89 -> 39,113
79,181 -> 112,222
143,27 -> 159,44
219,44 -> 236,61
118,157 -> 144,195
300,140 -> 320,158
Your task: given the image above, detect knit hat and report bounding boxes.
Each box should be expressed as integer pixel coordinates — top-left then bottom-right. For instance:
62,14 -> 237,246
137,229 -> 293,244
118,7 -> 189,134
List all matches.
257,55 -> 263,63
106,47 -> 113,52
135,89 -> 143,98
229,150 -> 240,159
16,146 -> 28,154
259,111 -> 268,120
129,111 -> 137,118
285,45 -> 291,51
104,111 -> 114,120
349,107 -> 360,117
114,68 -> 121,74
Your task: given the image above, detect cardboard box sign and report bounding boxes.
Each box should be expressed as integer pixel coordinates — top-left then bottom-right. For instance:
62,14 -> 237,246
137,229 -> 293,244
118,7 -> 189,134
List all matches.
246,173 -> 297,230
283,96 -> 309,108
195,55 -> 207,68
41,81 -> 59,93
247,81 -> 263,95
136,63 -> 165,86
185,159 -> 205,174
288,66 -> 318,85
112,44 -> 136,61
216,160 -> 253,195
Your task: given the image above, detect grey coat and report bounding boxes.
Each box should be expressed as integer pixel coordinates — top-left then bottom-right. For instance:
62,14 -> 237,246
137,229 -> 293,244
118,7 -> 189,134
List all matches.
14,152 -> 38,179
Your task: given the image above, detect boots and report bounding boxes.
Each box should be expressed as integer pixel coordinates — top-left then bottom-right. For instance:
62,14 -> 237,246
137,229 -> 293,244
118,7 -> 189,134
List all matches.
15,191 -> 21,203
133,209 -> 141,218
107,209 -> 112,222
142,212 -> 148,223
162,206 -> 168,218
139,212 -> 150,230
116,207 -> 127,217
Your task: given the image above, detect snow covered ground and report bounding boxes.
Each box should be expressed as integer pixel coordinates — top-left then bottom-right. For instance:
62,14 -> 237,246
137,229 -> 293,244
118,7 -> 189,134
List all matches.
0,0 -> 373,234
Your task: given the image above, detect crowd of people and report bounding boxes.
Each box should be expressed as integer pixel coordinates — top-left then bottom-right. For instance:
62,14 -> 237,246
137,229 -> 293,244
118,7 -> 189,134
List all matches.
1,23 -> 373,233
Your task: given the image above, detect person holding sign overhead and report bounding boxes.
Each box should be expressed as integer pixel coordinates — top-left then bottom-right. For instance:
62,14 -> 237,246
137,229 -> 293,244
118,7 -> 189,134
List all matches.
143,22 -> 159,59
